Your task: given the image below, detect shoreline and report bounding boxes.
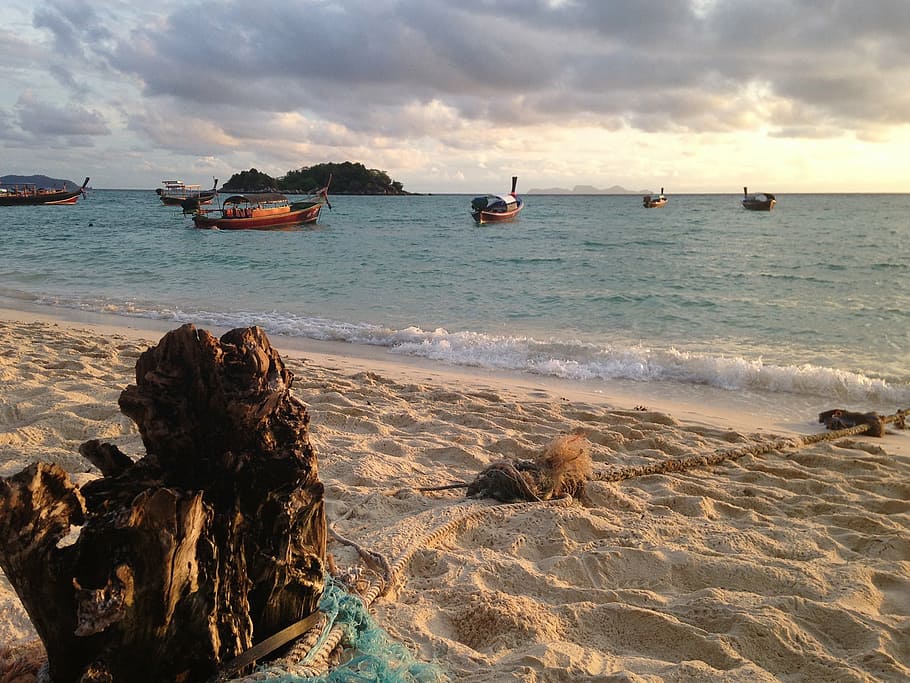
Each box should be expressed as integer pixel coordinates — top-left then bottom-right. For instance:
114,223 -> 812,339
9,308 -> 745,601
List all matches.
2,306 -> 910,680
2,303 -> 908,456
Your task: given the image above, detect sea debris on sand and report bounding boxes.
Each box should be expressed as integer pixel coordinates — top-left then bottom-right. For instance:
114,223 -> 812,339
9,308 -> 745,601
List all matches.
466,433 -> 592,503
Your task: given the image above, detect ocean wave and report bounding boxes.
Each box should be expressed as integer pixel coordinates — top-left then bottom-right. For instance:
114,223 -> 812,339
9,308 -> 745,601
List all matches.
383,327 -> 910,405
18,293 -> 908,407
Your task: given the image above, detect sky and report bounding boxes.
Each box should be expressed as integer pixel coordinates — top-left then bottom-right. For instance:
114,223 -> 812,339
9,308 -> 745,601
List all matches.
2,0 -> 909,194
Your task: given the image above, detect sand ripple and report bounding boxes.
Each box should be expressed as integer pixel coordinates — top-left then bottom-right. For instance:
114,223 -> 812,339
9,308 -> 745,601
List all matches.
1,319 -> 908,682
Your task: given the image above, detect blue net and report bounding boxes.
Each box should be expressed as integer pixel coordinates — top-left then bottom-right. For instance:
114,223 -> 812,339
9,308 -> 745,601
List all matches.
266,577 -> 447,683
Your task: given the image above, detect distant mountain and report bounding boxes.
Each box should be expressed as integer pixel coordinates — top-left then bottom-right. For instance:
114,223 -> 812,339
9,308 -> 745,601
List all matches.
526,184 -> 651,195
1,174 -> 79,189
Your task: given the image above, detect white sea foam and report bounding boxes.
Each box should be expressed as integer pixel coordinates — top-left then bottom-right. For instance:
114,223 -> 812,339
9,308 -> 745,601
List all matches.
25,293 -> 907,407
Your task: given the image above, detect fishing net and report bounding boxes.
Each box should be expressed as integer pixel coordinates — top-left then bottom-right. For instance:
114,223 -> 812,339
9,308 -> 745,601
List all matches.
246,577 -> 446,683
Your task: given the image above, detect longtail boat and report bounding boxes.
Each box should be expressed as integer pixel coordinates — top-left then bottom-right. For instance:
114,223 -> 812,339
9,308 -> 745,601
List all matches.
157,178 -> 218,207
471,176 -> 523,224
0,177 -> 89,206
642,187 -> 667,208
192,182 -> 331,230
742,186 -> 776,211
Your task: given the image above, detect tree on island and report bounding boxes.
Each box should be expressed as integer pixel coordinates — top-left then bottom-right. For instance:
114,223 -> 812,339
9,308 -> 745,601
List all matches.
222,168 -> 276,192
222,162 -> 410,195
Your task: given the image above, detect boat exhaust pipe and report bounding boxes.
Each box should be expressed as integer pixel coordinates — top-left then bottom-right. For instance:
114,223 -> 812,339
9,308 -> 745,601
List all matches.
511,176 -> 518,195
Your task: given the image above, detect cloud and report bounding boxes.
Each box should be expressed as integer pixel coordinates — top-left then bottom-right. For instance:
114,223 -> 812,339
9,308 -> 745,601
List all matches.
33,1 -> 112,59
94,0 -> 910,138
3,0 -> 910,190
14,91 -> 110,138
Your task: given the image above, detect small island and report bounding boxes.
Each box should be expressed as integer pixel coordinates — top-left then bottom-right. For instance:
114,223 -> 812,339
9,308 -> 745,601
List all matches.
221,162 -> 414,195
1,174 -> 80,190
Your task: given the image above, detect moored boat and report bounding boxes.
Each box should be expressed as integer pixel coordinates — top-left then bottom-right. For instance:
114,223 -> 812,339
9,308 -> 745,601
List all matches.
192,183 -> 330,230
471,176 -> 523,223
0,177 -> 89,206
741,187 -> 776,211
642,187 -> 667,208
157,178 -> 218,207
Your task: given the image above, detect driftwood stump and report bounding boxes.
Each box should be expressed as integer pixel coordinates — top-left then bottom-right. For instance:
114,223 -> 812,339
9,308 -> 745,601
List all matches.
0,324 -> 325,682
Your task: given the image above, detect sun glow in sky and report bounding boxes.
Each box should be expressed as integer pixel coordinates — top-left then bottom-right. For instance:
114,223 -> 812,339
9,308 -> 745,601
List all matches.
2,1 -> 909,193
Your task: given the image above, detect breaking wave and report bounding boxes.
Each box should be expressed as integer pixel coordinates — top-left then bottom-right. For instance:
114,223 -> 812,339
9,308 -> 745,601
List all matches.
20,291 -> 910,407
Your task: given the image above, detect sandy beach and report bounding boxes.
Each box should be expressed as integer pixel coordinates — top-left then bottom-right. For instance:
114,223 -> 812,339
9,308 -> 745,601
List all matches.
1,310 -> 908,682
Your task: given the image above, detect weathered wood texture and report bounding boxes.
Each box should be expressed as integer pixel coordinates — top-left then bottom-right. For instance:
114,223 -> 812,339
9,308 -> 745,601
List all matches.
0,325 -> 325,682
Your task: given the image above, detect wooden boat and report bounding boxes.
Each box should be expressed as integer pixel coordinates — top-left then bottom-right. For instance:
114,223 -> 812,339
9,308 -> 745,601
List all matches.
742,187 -> 776,211
642,187 -> 667,208
471,176 -> 523,223
157,178 -> 218,207
0,177 -> 89,206
192,184 -> 330,230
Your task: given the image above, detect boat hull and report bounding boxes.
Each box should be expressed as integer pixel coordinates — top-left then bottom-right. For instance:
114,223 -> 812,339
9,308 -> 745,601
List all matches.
471,204 -> 523,224
741,187 -> 775,211
0,189 -> 84,206
161,191 -> 216,206
193,202 -> 323,230
742,199 -> 776,211
643,188 -> 667,208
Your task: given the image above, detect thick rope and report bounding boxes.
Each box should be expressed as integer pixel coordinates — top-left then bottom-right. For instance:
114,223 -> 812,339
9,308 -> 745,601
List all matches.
594,412 -> 904,483
594,430 -> 839,482
418,413 -> 901,493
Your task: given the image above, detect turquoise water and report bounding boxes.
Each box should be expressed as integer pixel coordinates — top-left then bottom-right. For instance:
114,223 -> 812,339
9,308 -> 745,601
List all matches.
1,190 -> 909,407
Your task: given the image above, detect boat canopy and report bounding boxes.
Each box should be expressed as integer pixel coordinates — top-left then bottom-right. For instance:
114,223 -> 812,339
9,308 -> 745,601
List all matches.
223,193 -> 288,204
471,193 -> 518,212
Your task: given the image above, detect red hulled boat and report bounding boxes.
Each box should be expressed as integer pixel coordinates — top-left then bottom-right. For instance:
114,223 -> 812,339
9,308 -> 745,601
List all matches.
642,187 -> 667,208
471,176 -> 523,224
192,183 -> 330,230
0,177 -> 89,206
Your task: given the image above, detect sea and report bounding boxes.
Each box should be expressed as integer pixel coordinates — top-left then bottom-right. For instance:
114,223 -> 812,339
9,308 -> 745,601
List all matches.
2,190 -> 909,423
